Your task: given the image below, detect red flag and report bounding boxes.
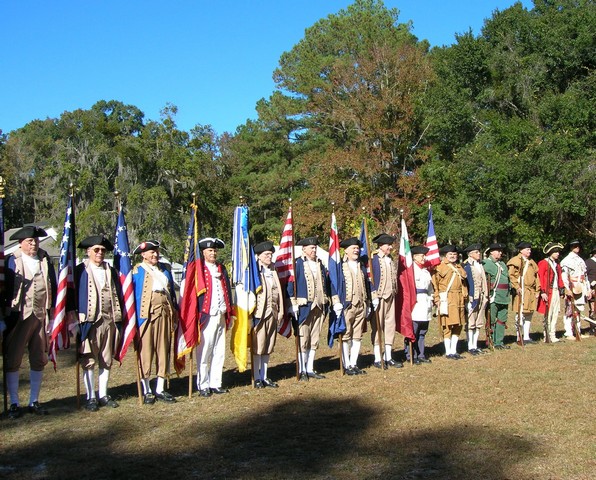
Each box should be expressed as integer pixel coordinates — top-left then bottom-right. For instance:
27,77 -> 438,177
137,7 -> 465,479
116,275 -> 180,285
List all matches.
424,204 -> 440,268
274,206 -> 294,338
175,205 -> 206,373
395,218 -> 416,341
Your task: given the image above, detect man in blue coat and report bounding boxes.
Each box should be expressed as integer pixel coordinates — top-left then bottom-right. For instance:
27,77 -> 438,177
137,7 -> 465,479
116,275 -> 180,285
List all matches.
287,237 -> 330,380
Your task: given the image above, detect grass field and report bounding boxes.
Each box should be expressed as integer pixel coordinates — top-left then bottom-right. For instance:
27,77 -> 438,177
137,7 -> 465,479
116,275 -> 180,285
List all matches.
1,315 -> 595,480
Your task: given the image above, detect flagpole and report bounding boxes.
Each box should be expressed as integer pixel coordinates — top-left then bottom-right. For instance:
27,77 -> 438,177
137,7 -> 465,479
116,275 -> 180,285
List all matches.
287,199 -> 302,382
187,193 -> 197,398
400,209 -> 415,367
0,176 -> 8,415
331,203 -> 345,376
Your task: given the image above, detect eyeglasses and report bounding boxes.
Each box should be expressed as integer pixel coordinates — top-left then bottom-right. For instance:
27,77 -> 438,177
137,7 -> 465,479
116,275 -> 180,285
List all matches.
92,247 -> 106,253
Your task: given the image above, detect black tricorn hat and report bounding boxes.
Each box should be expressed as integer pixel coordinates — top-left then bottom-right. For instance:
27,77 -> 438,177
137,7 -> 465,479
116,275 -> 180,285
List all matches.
340,237 -> 362,249
516,241 -> 532,250
198,237 -> 225,250
296,236 -> 319,247
411,245 -> 430,255
464,243 -> 482,253
133,240 -> 161,254
543,242 -> 564,256
10,226 -> 48,241
372,233 -> 396,245
487,243 -> 506,252
439,245 -> 458,254
78,235 -> 114,251
254,240 -> 275,255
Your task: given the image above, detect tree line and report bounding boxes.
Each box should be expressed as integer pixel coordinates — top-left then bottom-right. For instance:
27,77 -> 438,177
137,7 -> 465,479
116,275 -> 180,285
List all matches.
1,0 -> 594,262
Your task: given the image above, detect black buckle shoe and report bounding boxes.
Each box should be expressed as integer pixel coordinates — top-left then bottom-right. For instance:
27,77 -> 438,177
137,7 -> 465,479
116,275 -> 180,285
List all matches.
306,371 -> 326,379
210,387 -> 229,395
263,378 -> 279,388
254,379 -> 265,389
418,357 -> 432,363
386,359 -> 403,368
8,403 -> 22,419
98,395 -> 119,408
28,401 -> 49,415
198,389 -> 212,397
345,367 -> 358,376
85,399 -> 99,412
155,391 -> 176,403
143,393 -> 156,404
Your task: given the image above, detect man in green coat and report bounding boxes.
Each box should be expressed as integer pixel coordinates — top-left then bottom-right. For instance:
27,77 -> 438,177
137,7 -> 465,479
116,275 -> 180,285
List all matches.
482,243 -> 511,349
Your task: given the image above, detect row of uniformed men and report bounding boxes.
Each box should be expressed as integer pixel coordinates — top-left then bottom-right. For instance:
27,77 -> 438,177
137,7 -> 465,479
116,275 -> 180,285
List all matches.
3,226 -> 594,418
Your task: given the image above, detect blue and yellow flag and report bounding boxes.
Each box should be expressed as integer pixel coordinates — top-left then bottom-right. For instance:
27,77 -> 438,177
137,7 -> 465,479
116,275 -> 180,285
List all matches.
231,205 -> 261,372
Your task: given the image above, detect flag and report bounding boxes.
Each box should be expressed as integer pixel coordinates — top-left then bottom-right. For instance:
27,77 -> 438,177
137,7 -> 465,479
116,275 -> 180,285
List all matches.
327,212 -> 346,347
395,217 -> 416,341
114,208 -> 137,362
425,204 -> 440,268
230,205 -> 261,372
274,206 -> 294,338
49,196 -> 76,367
358,218 -> 371,280
174,205 -> 206,373
0,196 -> 5,292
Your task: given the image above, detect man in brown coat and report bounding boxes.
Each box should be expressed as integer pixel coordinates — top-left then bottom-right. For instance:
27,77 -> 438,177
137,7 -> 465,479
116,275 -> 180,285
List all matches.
507,241 -> 540,344
432,245 -> 467,359
252,241 -> 285,388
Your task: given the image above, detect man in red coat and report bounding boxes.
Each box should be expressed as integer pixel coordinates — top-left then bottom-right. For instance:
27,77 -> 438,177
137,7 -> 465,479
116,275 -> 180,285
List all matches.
537,242 -> 565,342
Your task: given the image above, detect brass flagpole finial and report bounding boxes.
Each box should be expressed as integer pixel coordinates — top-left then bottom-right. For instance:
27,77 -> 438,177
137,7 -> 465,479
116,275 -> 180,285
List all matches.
191,192 -> 197,208
0,176 -> 6,199
331,201 -> 335,213
69,182 -> 75,198
114,190 -> 121,211
239,195 -> 247,206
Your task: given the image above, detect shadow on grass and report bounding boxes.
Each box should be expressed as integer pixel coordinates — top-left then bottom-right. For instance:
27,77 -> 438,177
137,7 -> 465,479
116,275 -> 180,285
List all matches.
0,397 -> 536,480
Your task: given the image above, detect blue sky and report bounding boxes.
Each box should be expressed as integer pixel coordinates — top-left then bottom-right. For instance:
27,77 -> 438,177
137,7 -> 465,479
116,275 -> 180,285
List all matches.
1,1 -> 532,136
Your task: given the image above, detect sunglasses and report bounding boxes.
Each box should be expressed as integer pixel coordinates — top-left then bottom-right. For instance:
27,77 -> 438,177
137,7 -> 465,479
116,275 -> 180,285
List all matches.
92,247 -> 106,253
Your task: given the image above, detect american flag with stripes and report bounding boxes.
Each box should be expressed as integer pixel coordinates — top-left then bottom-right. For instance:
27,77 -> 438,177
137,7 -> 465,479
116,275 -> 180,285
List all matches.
327,212 -> 346,346
274,206 -> 294,338
49,196 -> 75,367
114,208 -> 137,362
424,204 -> 440,267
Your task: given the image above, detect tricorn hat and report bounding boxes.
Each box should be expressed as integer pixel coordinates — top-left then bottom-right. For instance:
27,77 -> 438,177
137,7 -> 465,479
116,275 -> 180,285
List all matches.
198,237 -> 225,250
411,245 -> 430,255
296,236 -> 319,247
464,243 -> 482,253
340,237 -> 362,249
568,239 -> 581,249
10,226 -> 48,241
254,240 -> 275,255
372,233 -> 396,245
439,245 -> 458,254
516,241 -> 532,250
543,242 -> 564,256
487,243 -> 506,252
78,235 -> 114,251
133,240 -> 161,254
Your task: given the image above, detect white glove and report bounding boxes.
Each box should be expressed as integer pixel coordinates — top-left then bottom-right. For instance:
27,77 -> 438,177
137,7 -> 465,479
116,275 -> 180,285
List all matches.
0,320 -> 6,334
291,304 -> 299,316
466,302 -> 473,313
366,306 -> 371,318
372,298 -> 380,311
69,322 -> 79,336
333,303 -> 343,317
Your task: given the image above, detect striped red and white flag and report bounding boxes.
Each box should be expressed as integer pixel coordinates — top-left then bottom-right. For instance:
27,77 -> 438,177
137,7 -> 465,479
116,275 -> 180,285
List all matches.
49,196 -> 75,367
425,204 -> 440,268
274,206 -> 294,338
114,208 -> 137,362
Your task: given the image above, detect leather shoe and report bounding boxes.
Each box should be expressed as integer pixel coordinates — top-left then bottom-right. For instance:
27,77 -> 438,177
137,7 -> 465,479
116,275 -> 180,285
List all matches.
386,359 -> 403,368
198,389 -> 212,397
524,338 -> 536,344
298,372 -> 309,381
453,353 -> 464,359
413,359 -> 421,365
210,387 -> 229,394
446,354 -> 459,360
254,379 -> 265,389
263,378 -> 279,388
494,344 -> 510,350
99,395 -> 119,408
418,357 -> 432,363
8,403 -> 22,419
352,366 -> 367,375
155,391 -> 176,403
85,399 -> 99,412
28,401 -> 49,415
143,393 -> 156,404
345,367 -> 358,376
469,349 -> 480,356
307,371 -> 326,379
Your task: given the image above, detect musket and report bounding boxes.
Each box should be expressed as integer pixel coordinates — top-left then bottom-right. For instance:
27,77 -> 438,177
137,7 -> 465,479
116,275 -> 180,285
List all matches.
484,273 -> 494,351
570,294 -> 582,341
